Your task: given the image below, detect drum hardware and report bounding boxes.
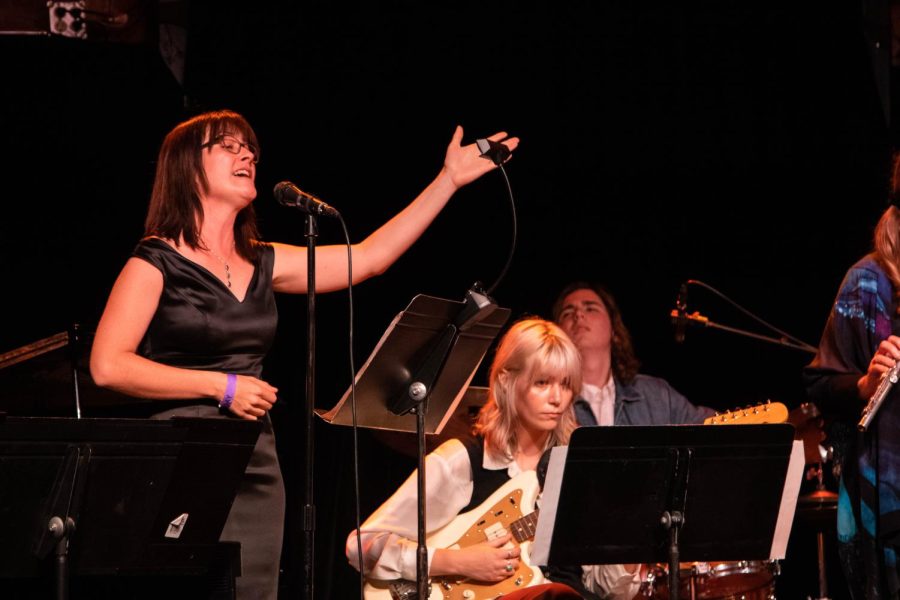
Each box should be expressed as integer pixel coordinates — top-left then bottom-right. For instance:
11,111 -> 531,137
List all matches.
797,460 -> 837,600
787,402 -> 826,465
797,487 -> 837,600
647,560 -> 779,599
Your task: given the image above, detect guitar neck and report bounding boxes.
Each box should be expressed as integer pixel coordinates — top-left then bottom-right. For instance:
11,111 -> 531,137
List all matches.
509,509 -> 539,543
703,400 -> 788,425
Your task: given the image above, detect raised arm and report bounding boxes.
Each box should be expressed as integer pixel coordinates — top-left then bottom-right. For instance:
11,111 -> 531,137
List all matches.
89,257 -> 277,420
272,126 -> 519,293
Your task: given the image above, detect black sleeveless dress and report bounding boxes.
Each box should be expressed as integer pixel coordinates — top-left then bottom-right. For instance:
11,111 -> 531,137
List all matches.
133,238 -> 284,600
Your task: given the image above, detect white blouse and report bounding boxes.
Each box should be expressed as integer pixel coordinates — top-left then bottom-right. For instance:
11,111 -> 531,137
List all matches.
346,438 -> 522,581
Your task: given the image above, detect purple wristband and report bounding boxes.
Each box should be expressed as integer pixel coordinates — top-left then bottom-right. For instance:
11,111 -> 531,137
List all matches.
220,373 -> 237,410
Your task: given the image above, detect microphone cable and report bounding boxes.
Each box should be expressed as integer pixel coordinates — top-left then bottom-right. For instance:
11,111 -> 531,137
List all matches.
484,162 -> 517,296
342,134 -> 519,596
283,194 -> 363,597
333,214 -> 366,600
280,189 -> 364,595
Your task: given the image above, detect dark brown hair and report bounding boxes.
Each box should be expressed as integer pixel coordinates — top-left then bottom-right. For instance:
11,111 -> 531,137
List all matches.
144,110 -> 260,260
551,281 -> 640,384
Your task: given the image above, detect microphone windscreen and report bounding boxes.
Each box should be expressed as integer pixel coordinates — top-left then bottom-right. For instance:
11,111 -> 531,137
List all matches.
273,181 -> 300,206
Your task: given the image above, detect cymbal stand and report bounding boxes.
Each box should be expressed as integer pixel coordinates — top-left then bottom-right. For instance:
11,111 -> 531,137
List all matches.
806,463 -> 832,600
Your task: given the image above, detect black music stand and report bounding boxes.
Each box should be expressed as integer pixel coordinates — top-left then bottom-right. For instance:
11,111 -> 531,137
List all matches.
0,415 -> 261,600
531,424 -> 803,600
318,292 -> 510,599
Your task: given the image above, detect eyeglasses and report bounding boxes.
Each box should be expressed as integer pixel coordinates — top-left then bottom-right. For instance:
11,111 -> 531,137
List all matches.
200,135 -> 259,164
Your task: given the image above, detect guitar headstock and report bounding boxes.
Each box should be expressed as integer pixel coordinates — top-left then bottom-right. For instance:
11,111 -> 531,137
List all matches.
703,400 -> 789,425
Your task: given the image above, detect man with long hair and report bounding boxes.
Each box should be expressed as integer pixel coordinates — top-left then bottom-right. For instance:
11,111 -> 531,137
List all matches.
549,283 -> 714,597
552,282 -> 712,428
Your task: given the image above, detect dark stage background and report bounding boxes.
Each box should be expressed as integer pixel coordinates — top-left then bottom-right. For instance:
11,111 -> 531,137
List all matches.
1,3 -> 897,598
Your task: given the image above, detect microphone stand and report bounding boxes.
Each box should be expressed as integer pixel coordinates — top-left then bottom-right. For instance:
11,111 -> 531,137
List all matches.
387,285 -> 499,600
304,214 -> 318,600
670,310 -> 817,354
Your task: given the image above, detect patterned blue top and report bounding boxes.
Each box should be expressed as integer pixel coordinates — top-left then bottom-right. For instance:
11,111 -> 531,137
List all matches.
804,253 -> 900,596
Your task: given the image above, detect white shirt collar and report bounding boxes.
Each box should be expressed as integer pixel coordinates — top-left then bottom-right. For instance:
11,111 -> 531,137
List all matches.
482,440 -> 525,478
581,374 -> 616,426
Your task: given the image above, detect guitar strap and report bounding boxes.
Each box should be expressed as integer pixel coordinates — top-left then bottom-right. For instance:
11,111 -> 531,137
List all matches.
460,438 -> 598,598
460,436 -> 512,513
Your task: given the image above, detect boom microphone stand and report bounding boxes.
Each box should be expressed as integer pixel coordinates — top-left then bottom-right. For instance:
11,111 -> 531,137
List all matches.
671,309 -> 817,353
670,279 -> 818,355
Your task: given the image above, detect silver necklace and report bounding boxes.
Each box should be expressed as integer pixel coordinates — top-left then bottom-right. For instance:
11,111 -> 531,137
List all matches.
205,243 -> 234,288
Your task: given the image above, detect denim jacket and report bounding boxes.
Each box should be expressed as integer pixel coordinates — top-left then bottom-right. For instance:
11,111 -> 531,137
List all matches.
574,373 -> 714,426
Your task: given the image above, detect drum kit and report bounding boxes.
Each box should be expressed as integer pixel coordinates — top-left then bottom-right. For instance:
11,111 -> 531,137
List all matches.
643,560 -> 780,599
627,402 -> 836,600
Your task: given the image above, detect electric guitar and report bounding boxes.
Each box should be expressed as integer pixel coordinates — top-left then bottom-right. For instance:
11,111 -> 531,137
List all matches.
364,400 -> 789,600
363,470 -> 543,600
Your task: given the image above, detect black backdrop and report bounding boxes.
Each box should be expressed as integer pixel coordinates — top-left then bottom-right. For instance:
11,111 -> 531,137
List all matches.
1,3 -> 894,598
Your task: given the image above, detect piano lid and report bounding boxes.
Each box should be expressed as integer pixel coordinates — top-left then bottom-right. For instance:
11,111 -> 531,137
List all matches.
0,327 -> 149,418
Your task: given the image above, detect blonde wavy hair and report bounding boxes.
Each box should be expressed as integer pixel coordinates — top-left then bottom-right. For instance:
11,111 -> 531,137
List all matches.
474,318 -> 582,461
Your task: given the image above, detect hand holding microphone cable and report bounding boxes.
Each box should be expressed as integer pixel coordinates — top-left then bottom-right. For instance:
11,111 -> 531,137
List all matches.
475,138 -> 511,166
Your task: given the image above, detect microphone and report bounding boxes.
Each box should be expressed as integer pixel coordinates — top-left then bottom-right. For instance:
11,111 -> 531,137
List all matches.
476,138 -> 511,166
273,181 -> 339,218
673,283 -> 688,344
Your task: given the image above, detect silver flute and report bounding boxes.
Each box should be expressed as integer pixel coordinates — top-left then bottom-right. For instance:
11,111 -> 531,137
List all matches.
859,360 -> 900,431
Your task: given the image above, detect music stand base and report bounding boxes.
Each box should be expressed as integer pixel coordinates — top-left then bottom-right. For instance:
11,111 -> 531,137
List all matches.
661,510 -> 683,600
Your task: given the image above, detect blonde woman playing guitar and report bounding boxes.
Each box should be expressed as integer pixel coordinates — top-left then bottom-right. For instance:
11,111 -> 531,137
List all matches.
348,318 -> 612,599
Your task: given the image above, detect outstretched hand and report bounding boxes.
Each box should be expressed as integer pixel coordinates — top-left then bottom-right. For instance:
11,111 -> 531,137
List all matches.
442,126 -> 520,190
